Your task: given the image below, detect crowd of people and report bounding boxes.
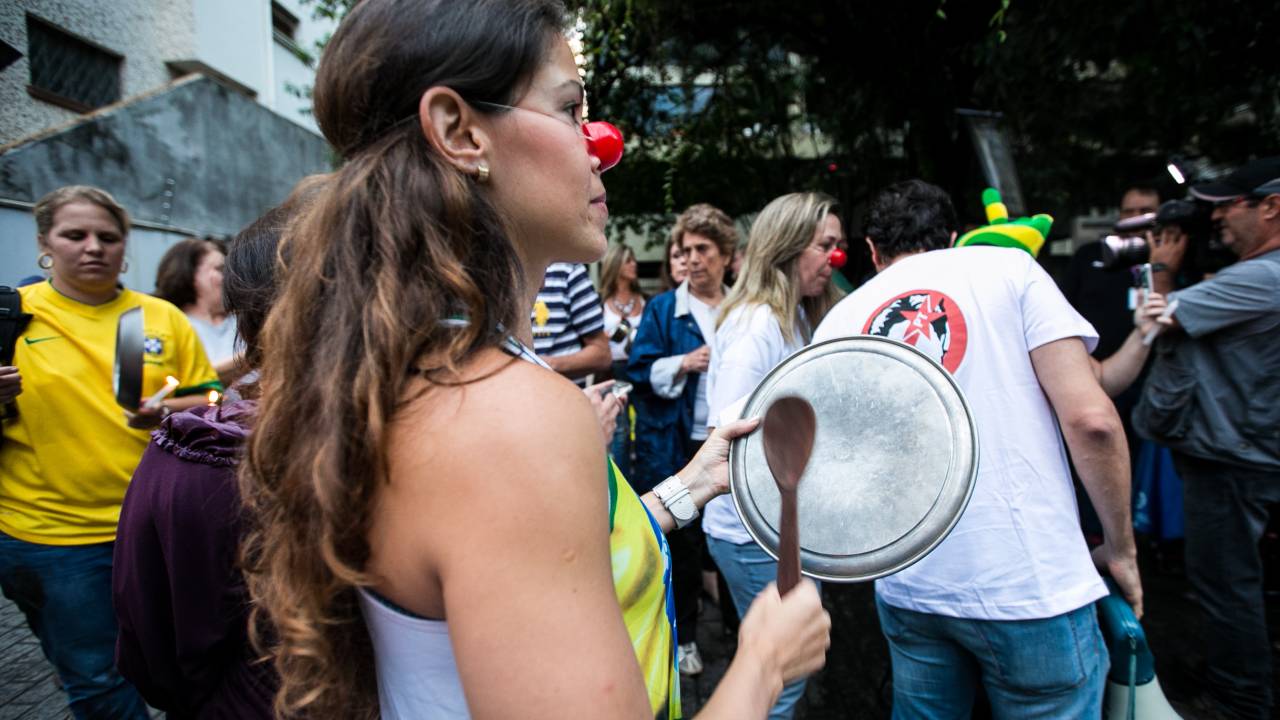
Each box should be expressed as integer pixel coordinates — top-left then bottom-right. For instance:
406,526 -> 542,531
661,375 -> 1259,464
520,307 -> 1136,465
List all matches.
0,1 -> 1276,719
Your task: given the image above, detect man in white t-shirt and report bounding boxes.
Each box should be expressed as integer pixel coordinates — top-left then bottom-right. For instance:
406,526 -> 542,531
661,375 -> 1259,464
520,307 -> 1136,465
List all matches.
812,180 -> 1142,717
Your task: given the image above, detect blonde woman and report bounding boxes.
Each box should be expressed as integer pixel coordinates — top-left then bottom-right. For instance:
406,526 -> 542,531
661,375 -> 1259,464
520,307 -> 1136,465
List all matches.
704,192 -> 845,719
598,243 -> 645,476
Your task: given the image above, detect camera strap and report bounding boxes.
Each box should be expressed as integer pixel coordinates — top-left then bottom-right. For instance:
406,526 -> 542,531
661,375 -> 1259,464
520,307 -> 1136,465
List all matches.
0,286 -> 32,367
0,286 -> 32,426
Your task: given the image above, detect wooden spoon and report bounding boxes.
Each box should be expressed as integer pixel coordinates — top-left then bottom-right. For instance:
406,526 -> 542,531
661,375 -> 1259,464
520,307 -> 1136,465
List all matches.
762,395 -> 816,595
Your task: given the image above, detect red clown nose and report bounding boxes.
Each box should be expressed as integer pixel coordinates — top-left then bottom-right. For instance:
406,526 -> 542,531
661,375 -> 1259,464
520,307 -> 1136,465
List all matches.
584,121 -> 624,172
828,248 -> 848,269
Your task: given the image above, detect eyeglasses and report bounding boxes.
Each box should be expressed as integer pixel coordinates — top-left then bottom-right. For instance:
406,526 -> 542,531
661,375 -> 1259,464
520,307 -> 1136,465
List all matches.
473,100 -> 624,172
473,100 -> 583,131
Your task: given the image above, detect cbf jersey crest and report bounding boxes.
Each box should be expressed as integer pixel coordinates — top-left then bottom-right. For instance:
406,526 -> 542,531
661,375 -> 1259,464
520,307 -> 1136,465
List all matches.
863,289 -> 968,373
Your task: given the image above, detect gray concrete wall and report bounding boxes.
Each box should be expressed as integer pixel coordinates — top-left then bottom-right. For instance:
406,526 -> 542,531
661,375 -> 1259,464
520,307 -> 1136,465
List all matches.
0,0 -> 196,146
0,74 -> 331,237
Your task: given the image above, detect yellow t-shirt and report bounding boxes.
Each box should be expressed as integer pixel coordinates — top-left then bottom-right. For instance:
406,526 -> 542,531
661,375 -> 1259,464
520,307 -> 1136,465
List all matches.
0,282 -> 221,545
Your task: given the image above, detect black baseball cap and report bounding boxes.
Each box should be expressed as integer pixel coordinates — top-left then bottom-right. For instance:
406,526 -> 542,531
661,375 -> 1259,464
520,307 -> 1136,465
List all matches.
1190,156 -> 1280,202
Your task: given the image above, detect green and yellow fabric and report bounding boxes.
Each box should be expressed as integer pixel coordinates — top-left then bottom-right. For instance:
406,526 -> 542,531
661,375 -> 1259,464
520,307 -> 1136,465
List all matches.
955,188 -> 1053,258
607,458 -> 680,718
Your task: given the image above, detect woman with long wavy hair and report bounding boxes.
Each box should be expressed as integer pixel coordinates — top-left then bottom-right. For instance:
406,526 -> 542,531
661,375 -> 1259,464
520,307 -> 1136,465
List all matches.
238,1 -> 830,718
704,192 -> 845,719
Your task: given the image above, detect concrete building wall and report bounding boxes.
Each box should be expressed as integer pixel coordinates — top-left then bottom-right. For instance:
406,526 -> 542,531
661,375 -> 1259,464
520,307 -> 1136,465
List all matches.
0,0 -> 333,147
0,73 -> 331,236
191,0 -> 270,98
0,0 -> 196,145
271,0 -> 326,133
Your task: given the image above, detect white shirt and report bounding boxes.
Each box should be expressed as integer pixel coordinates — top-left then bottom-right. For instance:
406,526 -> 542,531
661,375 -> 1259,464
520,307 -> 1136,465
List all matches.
704,304 -> 805,544
686,294 -> 718,441
813,246 -> 1107,621
358,587 -> 469,718
602,302 -> 643,362
187,314 -> 239,365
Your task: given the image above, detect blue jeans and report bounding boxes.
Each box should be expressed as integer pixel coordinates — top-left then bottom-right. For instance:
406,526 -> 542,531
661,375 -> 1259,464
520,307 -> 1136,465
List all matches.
706,535 -> 811,719
0,532 -> 149,719
876,596 -> 1107,719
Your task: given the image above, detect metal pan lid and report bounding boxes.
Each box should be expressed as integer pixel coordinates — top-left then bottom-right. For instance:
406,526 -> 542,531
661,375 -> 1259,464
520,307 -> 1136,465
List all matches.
114,306 -> 144,410
728,335 -> 978,582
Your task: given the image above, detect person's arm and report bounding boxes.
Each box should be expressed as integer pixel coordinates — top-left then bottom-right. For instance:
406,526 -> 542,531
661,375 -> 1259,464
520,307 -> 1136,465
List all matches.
640,417 -> 760,534
544,330 -> 611,379
1091,292 -> 1169,397
544,266 -> 610,380
1030,337 -> 1143,617
125,394 -> 210,429
394,362 -> 826,719
1162,257 -> 1279,338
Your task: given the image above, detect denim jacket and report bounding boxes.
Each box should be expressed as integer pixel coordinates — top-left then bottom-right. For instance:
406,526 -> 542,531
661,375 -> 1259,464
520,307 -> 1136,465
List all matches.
627,281 -> 723,491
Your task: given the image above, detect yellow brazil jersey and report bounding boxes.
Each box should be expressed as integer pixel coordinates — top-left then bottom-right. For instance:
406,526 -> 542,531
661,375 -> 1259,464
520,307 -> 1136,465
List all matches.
0,282 -> 221,545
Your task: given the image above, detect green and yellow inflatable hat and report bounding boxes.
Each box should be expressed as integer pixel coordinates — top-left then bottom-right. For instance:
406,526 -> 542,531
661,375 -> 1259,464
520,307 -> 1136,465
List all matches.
955,188 -> 1052,257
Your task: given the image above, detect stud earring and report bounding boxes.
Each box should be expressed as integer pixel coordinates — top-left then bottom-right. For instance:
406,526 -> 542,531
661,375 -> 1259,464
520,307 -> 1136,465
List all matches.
37,253 -> 53,270
121,259 -> 129,273
476,162 -> 490,184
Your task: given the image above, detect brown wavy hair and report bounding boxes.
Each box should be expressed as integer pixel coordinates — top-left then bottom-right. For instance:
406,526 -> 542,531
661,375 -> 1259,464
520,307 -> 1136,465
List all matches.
238,1 -> 566,717
154,237 -> 224,309
672,203 -> 739,258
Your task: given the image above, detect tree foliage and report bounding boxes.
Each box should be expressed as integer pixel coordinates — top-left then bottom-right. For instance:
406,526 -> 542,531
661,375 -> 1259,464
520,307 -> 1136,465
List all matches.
570,0 -> 1280,237
295,0 -> 1280,242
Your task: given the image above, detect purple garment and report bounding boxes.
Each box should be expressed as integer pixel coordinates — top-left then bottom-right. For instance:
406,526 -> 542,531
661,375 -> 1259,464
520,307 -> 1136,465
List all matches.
112,399 -> 276,719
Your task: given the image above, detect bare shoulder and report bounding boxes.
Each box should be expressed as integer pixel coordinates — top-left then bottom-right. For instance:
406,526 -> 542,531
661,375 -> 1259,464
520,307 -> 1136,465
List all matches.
387,349 -> 604,509
367,347 -> 611,614
394,347 -> 601,461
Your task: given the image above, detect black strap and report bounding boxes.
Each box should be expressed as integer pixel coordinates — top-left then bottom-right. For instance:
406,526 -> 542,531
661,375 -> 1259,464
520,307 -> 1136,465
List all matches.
0,286 -> 33,366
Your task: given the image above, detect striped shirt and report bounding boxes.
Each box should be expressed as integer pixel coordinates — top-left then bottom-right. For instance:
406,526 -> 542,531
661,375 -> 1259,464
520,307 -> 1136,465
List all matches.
531,263 -> 605,383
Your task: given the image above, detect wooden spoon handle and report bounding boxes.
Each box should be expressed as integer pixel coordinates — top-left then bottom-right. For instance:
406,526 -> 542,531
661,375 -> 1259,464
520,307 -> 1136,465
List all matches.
777,486 -> 800,595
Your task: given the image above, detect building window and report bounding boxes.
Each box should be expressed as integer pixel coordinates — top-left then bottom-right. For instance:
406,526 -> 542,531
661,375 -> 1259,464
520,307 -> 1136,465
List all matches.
272,2 -> 300,41
271,2 -> 313,66
26,15 -> 121,112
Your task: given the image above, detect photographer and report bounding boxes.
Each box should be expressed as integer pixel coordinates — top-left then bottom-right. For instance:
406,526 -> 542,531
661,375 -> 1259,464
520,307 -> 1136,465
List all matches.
1119,156 -> 1280,720
1064,185 -> 1161,360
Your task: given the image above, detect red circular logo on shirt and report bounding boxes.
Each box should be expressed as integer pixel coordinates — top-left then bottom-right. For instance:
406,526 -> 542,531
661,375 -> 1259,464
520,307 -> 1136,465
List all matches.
862,289 -> 968,373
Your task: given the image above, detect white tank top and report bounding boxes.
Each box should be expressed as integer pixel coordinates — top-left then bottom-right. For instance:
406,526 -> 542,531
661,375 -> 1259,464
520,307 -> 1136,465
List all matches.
357,586 -> 470,718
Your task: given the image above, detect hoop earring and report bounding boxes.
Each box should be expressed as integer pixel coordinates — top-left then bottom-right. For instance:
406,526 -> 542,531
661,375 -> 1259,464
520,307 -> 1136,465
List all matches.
37,253 -> 53,270
120,259 -> 129,273
476,162 -> 490,184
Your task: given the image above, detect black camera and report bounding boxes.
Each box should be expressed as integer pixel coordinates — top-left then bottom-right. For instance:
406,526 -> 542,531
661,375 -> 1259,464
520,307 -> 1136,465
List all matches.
1098,199 -> 1232,282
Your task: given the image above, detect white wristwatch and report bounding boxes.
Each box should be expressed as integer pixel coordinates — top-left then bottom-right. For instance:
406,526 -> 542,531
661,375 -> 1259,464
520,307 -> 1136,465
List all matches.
653,475 -> 699,529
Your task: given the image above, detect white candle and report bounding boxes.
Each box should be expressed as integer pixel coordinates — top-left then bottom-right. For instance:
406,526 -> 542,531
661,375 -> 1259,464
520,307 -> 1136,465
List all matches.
207,390 -> 221,407
143,376 -> 180,410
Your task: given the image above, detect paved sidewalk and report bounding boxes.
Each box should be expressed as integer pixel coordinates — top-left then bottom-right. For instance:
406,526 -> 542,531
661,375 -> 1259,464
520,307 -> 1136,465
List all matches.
0,596 -> 164,719
0,595 -> 70,720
